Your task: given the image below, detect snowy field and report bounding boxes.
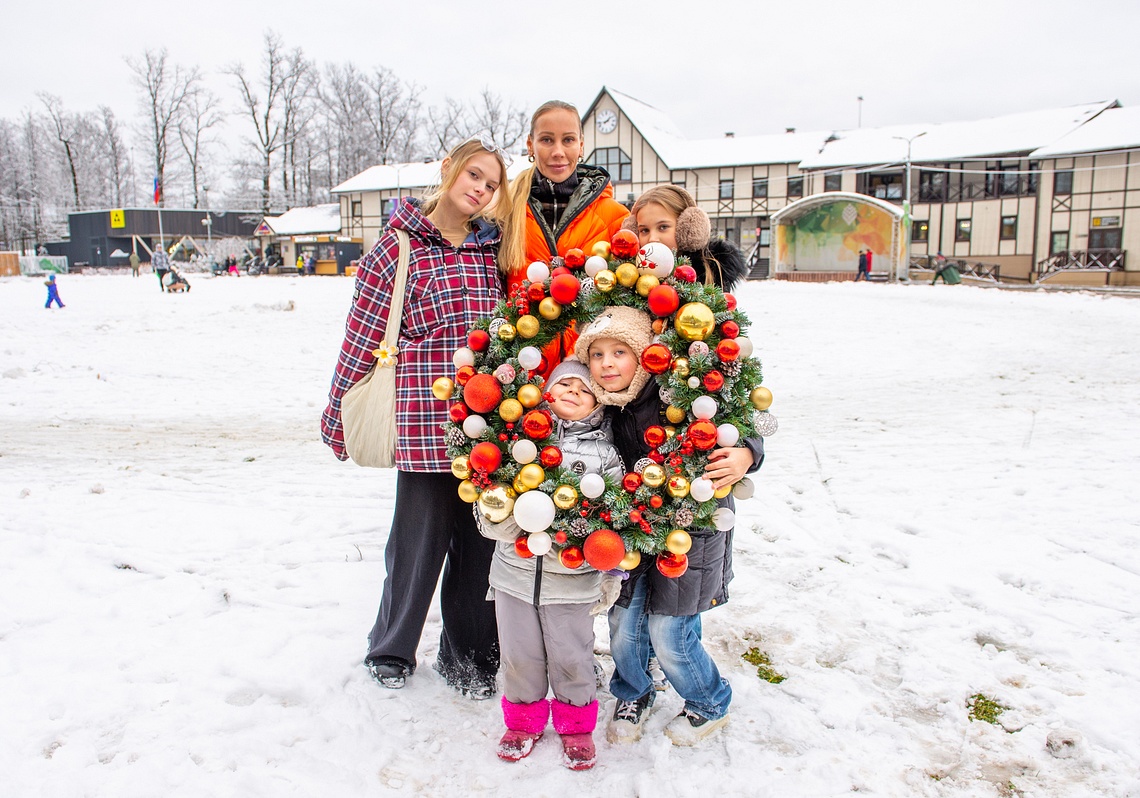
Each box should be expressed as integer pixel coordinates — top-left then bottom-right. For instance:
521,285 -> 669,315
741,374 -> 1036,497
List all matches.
1,272 -> 1138,798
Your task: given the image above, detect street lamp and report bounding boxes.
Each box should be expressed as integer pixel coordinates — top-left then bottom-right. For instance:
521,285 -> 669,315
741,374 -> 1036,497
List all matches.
891,131 -> 927,281
202,185 -> 213,255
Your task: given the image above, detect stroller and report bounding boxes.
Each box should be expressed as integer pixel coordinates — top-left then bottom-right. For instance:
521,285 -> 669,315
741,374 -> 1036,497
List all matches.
164,267 -> 192,292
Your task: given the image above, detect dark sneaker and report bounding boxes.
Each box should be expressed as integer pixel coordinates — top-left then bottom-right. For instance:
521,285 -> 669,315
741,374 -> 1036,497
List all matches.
606,692 -> 654,744
593,658 -> 607,690
366,659 -> 410,689
559,732 -> 596,770
433,659 -> 496,700
664,709 -> 730,746
497,729 -> 542,762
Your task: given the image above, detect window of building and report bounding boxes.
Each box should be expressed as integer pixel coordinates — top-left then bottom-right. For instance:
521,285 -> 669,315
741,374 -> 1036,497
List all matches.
719,178 -> 734,200
787,176 -> 804,197
1054,169 -> 1073,195
1000,215 -> 1017,240
670,170 -> 686,188
757,217 -> 771,246
824,173 -> 842,192
919,169 -> 948,202
586,147 -> 632,182
1050,231 -> 1069,254
912,220 -> 929,241
866,172 -> 904,200
956,219 -> 971,242
752,177 -> 768,198
351,200 -> 362,218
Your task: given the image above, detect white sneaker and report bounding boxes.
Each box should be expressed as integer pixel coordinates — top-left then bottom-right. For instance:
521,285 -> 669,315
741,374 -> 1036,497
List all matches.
606,692 -> 654,744
648,656 -> 668,691
665,710 -> 729,746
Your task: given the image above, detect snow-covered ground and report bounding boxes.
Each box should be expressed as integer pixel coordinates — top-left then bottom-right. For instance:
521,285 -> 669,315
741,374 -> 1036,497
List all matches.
2,273 -> 1138,798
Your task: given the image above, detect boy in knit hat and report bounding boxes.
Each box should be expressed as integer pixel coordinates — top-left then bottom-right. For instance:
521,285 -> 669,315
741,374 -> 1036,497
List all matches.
575,305 -> 765,747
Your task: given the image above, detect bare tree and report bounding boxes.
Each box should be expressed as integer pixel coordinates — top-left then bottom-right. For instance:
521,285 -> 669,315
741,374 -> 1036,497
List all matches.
279,46 -> 317,208
425,97 -> 471,159
99,106 -> 129,208
469,88 -> 528,153
360,66 -> 422,164
39,93 -> 82,210
178,88 -> 224,209
319,62 -> 374,183
127,48 -> 200,207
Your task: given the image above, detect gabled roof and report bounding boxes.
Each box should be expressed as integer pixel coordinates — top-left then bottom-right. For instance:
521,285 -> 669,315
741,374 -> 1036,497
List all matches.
1030,105 -> 1140,157
262,204 -> 341,236
332,158 -> 531,194
799,101 -> 1118,169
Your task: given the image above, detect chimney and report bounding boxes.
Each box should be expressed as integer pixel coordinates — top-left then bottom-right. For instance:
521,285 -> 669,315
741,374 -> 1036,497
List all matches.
785,127 -> 796,134
724,132 -> 735,138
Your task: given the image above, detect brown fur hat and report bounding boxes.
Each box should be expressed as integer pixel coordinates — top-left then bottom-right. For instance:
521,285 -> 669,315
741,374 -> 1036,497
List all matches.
573,305 -> 654,406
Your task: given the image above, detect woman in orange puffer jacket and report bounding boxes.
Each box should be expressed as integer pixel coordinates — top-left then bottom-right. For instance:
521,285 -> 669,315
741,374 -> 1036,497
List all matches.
499,100 -> 629,373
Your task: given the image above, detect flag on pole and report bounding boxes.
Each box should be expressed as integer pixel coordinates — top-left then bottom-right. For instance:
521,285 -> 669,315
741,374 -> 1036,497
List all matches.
153,177 -> 162,205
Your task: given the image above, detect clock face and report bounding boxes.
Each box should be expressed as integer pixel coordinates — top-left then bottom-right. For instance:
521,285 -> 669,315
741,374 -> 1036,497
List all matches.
596,110 -> 617,134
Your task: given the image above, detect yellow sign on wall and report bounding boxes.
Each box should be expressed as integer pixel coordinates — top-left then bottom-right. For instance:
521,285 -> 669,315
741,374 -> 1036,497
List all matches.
110,209 -> 126,229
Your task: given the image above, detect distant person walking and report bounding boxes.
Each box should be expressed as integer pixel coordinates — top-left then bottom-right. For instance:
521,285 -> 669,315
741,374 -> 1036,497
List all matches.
44,274 -> 65,308
856,249 -> 868,281
296,254 -> 305,276
129,251 -> 141,277
865,249 -> 873,276
152,248 -> 171,292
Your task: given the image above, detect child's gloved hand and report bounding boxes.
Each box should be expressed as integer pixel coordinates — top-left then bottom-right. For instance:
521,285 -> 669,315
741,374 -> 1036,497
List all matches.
590,574 -> 622,616
475,511 -> 524,543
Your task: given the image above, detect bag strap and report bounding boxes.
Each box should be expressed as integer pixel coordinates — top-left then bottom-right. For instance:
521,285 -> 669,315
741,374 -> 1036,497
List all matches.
380,229 -> 411,348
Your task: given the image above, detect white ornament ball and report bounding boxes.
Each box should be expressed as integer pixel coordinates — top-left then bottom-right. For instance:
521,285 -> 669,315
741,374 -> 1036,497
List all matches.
716,423 -> 740,448
691,395 -> 718,420
732,477 -> 755,501
452,347 -> 476,369
579,473 -> 606,499
712,507 -> 736,531
512,439 -> 538,464
526,530 -> 553,556
753,412 -> 779,437
494,363 -> 517,384
735,337 -> 754,358
462,414 -> 488,438
517,346 -> 543,371
526,261 -> 551,283
688,376 -> 701,389
688,341 -> 710,358
637,242 -> 675,278
584,255 -> 608,277
689,477 -> 715,503
513,490 -> 556,533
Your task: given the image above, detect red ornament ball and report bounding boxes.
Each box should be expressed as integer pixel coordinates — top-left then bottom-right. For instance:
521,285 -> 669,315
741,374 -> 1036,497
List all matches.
647,284 -> 680,317
469,441 -> 503,473
514,535 -> 535,559
464,373 -> 503,413
720,320 -> 740,339
643,425 -> 667,448
549,273 -> 581,305
554,530 -> 568,544
539,445 -> 563,468
559,545 -> 586,569
724,293 -> 737,311
656,552 -> 689,578
610,229 -> 640,258
703,370 -> 725,392
521,410 -> 553,440
716,339 -> 741,362
649,494 -> 664,509
551,266 -> 572,278
674,264 -> 697,283
641,343 -> 673,375
583,529 -> 626,571
527,282 -> 546,301
564,248 -> 586,268
448,403 -> 469,423
687,419 -> 719,451
622,472 -> 643,492
467,329 -> 490,352
456,365 -> 476,385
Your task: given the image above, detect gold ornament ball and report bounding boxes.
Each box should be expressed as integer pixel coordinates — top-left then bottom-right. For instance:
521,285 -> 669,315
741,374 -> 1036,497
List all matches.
457,479 -> 479,503
451,456 -> 471,480
664,426 -> 677,439
517,384 -> 543,408
478,484 -> 515,521
592,241 -> 612,258
516,314 -> 540,339
538,297 -> 562,320
552,484 -> 579,510
666,529 -> 692,555
714,483 -> 733,499
498,398 -> 524,422
497,322 -> 517,342
642,464 -> 667,488
636,274 -> 660,297
675,303 -> 716,341
432,376 -> 455,401
615,262 -> 639,287
619,549 -> 641,571
665,405 -> 686,424
667,475 -> 690,499
519,463 -> 546,490
512,474 -> 529,494
750,386 -> 774,411
594,269 -> 616,292
672,357 -> 690,378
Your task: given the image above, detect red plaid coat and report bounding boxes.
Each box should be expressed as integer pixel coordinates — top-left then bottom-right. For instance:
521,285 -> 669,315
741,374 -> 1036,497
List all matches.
321,198 -> 505,470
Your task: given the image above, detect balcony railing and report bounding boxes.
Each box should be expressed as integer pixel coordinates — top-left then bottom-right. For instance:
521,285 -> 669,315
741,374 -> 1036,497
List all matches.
1035,249 -> 1125,282
909,256 -> 1001,282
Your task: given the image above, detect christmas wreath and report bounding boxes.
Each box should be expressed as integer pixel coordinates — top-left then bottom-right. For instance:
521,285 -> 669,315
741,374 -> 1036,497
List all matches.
433,229 -> 777,578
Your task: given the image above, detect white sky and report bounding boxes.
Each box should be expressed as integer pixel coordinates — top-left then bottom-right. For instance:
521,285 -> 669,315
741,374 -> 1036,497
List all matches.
6,0 -> 1140,145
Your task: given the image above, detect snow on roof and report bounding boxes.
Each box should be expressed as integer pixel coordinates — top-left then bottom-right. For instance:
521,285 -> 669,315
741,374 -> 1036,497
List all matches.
332,158 -> 530,194
799,101 -> 1117,169
1030,105 -> 1140,157
263,204 -> 341,236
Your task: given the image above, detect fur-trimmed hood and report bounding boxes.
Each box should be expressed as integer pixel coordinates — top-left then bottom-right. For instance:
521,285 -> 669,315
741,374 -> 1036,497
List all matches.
686,237 -> 748,292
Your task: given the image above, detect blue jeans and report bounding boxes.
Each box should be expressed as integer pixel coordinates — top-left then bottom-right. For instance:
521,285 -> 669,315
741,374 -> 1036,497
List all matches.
608,576 -> 732,720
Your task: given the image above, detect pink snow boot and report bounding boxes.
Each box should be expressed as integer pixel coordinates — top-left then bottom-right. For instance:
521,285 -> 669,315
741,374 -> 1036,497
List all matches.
497,697 -> 549,762
551,699 -> 599,771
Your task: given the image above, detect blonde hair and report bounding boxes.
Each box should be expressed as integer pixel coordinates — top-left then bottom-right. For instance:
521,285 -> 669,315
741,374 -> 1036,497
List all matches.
631,184 -> 723,286
500,100 -> 584,275
421,139 -> 518,245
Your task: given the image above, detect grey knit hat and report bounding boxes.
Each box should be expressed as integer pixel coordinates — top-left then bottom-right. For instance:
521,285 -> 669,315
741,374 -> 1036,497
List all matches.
547,358 -> 591,388
573,305 -> 654,406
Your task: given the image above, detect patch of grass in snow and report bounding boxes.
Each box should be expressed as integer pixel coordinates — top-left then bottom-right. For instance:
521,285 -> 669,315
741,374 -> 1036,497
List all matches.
742,646 -> 785,684
967,693 -> 1007,725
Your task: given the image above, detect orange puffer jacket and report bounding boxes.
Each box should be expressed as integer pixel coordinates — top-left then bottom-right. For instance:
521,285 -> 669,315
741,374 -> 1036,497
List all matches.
509,165 -> 629,372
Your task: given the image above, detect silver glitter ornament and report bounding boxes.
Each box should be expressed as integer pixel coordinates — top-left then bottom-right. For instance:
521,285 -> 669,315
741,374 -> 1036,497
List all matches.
752,411 -> 779,437
634,457 -> 655,474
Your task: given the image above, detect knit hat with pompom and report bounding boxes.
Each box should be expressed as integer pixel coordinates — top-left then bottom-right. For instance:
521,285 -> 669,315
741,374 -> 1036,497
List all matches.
573,305 -> 654,406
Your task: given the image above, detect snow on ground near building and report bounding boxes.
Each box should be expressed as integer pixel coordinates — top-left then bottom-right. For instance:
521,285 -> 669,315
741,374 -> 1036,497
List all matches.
1,274 -> 1138,798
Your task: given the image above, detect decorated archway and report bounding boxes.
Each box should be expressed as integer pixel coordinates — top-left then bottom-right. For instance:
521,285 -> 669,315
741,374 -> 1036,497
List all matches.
771,192 -> 906,280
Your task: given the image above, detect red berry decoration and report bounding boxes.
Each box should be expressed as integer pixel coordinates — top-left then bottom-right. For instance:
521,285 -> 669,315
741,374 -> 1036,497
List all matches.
549,273 -> 581,305
521,409 -> 553,440
469,441 -> 503,473
687,419 -> 719,451
647,284 -> 680,317
467,329 -> 490,352
539,445 -> 563,468
554,530 -> 568,544
527,282 -> 546,302
564,248 -> 586,268
622,472 -> 643,492
448,403 -> 469,423
559,545 -> 585,569
464,373 -> 503,413
649,495 -> 664,509
582,529 -> 625,571
456,365 -> 476,385
610,229 -> 640,258
644,425 -> 667,448
656,552 -> 689,578
720,320 -> 740,339
724,293 -> 737,311
674,264 -> 697,283
640,343 -> 673,375
703,370 -> 725,392
716,339 -> 741,362
514,535 -> 535,559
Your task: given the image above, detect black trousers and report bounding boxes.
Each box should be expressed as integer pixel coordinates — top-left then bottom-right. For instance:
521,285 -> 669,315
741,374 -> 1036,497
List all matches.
365,471 -> 499,682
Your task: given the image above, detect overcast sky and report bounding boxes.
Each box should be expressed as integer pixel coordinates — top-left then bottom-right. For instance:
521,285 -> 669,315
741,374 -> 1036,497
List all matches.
6,0 -> 1139,144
